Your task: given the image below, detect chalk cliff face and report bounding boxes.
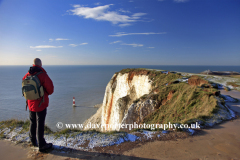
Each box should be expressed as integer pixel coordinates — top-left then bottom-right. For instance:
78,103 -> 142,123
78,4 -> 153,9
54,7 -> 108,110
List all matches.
84,69 -> 228,132
120,99 -> 157,131
101,72 -> 152,131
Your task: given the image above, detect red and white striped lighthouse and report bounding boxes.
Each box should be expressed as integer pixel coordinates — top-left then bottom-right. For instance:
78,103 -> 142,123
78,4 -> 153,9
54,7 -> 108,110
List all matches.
73,97 -> 76,107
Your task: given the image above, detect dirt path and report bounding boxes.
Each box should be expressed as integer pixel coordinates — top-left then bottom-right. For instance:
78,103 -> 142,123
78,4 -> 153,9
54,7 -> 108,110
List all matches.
0,140 -> 30,160
123,117 -> 240,160
0,140 -> 150,160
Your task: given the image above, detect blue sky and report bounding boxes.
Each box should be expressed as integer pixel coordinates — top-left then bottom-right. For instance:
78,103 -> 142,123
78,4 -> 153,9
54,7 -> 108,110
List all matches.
0,0 -> 239,65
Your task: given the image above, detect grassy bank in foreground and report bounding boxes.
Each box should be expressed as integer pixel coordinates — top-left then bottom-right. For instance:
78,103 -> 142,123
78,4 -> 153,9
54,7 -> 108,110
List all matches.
0,119 -> 53,139
0,119 -> 126,141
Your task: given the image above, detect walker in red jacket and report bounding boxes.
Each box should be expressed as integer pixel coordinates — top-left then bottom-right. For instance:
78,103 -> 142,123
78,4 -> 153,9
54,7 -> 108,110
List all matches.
23,65 -> 54,112
22,59 -> 54,152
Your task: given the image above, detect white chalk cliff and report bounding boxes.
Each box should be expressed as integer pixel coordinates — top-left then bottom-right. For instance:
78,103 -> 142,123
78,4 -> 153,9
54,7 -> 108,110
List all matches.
84,72 -> 153,131
101,73 -> 152,131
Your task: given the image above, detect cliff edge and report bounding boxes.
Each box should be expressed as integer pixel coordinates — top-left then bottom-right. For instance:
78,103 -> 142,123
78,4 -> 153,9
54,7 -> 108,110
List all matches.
84,68 -> 237,132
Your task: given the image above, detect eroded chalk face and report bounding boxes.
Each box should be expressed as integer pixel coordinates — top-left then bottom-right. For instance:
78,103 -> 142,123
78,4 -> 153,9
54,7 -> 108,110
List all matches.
101,73 -> 152,131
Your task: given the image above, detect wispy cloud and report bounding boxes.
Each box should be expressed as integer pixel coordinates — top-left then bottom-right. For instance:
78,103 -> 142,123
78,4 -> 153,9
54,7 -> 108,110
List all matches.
109,32 -> 166,37
49,38 -> 70,42
132,13 -> 146,18
118,23 -> 132,27
94,2 -> 101,5
121,43 -> 143,47
68,43 -> 88,47
55,38 -> 70,41
174,0 -> 189,3
30,45 -> 63,49
80,42 -> 88,45
110,41 -> 121,44
69,44 -> 78,47
68,4 -> 147,27
119,8 -> 131,13
36,50 -> 42,51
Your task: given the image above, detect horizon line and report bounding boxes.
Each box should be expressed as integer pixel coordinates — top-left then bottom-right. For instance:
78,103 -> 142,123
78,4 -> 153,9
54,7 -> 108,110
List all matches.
0,64 -> 240,66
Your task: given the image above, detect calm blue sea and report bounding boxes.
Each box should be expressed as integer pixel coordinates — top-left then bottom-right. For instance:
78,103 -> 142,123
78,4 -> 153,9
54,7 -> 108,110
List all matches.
0,65 -> 239,131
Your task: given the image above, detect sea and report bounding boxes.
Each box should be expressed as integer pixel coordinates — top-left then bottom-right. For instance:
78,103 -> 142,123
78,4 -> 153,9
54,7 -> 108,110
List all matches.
0,65 -> 239,131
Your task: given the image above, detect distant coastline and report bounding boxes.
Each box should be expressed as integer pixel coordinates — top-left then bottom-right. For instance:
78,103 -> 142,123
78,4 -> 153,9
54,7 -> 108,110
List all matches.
200,70 -> 240,76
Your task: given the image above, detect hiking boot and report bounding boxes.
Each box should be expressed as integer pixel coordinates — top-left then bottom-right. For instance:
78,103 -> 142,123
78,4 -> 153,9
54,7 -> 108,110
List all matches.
30,140 -> 38,147
32,143 -> 38,147
39,143 -> 53,152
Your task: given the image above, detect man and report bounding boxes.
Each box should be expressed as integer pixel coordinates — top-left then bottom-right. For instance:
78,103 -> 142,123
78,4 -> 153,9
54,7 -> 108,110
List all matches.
22,58 -> 54,152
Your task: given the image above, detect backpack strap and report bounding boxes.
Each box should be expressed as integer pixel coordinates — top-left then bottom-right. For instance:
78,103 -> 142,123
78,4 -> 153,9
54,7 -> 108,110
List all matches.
38,96 -> 44,108
34,72 -> 43,76
26,100 -> 28,111
34,72 -> 44,98
33,71 -> 45,108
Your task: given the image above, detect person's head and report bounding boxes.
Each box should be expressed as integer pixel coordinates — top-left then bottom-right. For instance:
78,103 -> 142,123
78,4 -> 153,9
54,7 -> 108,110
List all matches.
33,58 -> 42,67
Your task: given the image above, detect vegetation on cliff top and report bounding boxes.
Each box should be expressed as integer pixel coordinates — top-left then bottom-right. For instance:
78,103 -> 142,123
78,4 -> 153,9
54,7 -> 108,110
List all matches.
0,119 -> 126,140
0,119 -> 53,139
118,68 -> 220,125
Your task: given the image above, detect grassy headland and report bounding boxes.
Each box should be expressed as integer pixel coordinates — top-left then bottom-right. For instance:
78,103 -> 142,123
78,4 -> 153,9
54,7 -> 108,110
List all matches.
117,68 -> 224,125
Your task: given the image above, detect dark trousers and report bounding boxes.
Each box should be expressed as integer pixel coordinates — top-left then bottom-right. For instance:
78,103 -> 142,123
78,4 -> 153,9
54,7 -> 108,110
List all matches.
29,108 -> 47,148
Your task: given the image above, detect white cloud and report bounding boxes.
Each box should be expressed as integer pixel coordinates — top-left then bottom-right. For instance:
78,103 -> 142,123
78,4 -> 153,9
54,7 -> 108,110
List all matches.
49,38 -> 70,42
69,44 -> 78,47
94,2 -> 101,5
109,32 -> 166,37
80,42 -> 88,45
148,47 -> 155,49
69,4 -> 147,27
119,8 -> 131,13
68,43 -> 88,47
73,4 -> 81,8
119,23 -> 131,27
132,13 -> 147,18
121,43 -> 143,47
110,41 -> 121,44
55,38 -> 70,41
174,0 -> 189,3
36,50 -> 42,51
30,45 -> 63,49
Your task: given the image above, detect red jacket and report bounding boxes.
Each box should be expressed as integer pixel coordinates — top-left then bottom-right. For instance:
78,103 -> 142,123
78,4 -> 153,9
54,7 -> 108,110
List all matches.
22,65 -> 54,112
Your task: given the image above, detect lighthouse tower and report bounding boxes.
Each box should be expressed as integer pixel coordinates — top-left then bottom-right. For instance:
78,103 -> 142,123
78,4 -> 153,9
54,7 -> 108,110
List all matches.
73,97 -> 76,107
